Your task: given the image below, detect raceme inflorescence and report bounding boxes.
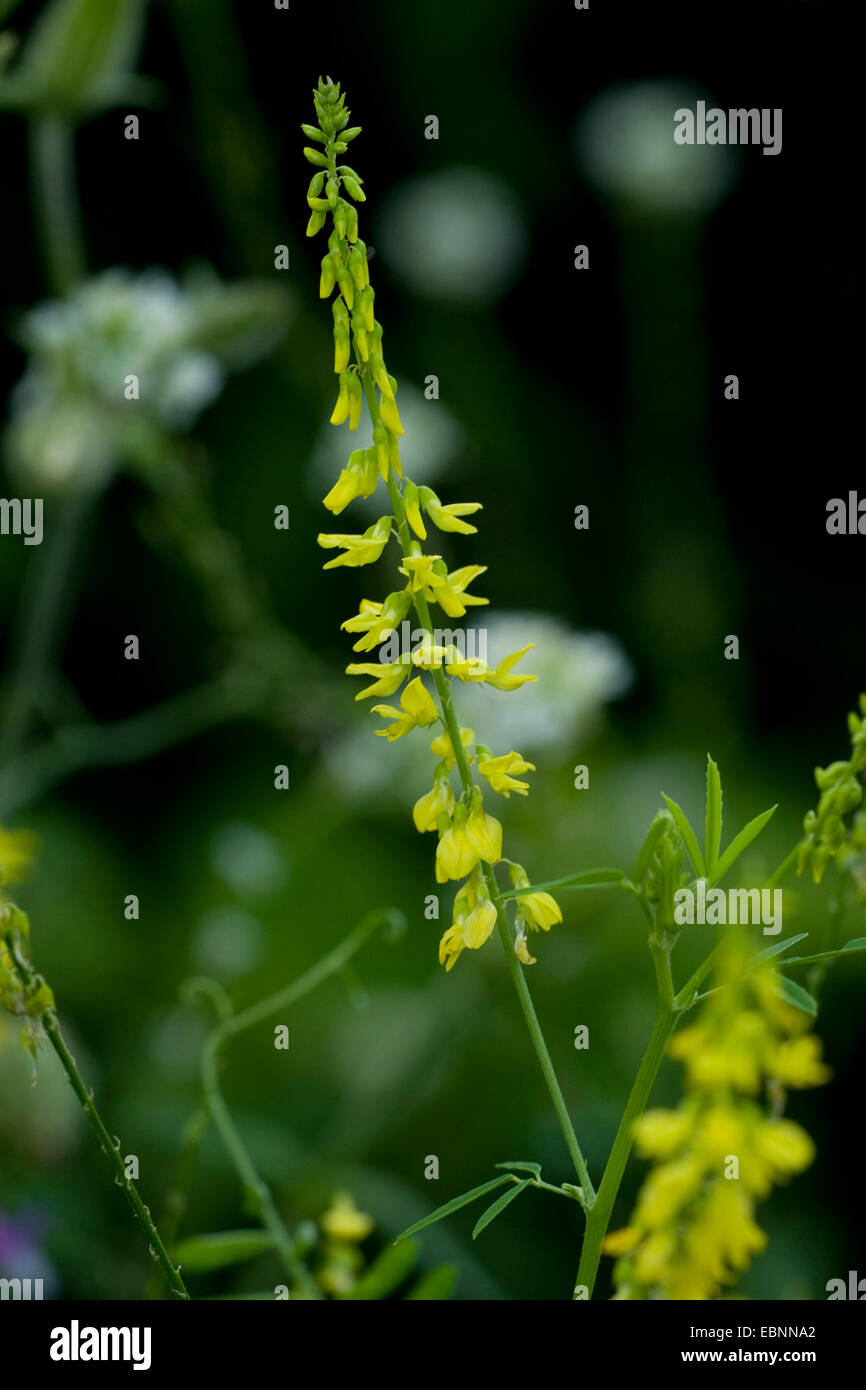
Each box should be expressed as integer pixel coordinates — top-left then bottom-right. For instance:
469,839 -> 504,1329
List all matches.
304,76 -> 560,974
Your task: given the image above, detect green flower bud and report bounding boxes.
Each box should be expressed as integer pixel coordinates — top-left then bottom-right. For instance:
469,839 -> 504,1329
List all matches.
370,353 -> 393,398
306,210 -> 326,237
326,177 -> 340,209
342,176 -> 366,203
307,171 -> 326,198
358,286 -> 375,333
334,200 -> 349,240
304,146 -> 329,167
336,265 -> 354,310
351,314 -> 369,361
301,123 -> 326,143
345,203 -> 359,242
320,254 -> 337,298
348,245 -> 368,291
342,126 -> 362,142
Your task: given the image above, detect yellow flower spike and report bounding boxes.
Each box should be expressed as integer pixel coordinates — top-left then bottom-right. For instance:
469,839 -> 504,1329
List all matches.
402,481 -> 427,540
486,643 -> 538,692
430,726 -> 475,770
379,393 -> 404,436
344,661 -> 406,701
477,750 -> 536,796
435,803 -> 481,883
318,516 -> 392,569
413,765 -> 455,833
371,676 -> 438,740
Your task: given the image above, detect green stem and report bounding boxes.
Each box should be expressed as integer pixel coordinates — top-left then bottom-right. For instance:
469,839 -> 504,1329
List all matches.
35,1006 -> 189,1299
575,994 -> 676,1299
362,381 -> 594,1199
196,909 -> 400,1298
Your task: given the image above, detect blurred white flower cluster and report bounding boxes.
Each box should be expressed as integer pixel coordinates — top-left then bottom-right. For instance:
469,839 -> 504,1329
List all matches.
5,268 -> 290,491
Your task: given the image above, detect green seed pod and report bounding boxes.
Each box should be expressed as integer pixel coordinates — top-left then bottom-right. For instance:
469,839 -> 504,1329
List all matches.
304,146 -> 329,167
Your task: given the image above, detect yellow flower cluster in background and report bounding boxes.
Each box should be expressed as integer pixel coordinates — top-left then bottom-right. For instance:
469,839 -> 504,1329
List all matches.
604,933 -> 830,1299
305,78 -> 560,969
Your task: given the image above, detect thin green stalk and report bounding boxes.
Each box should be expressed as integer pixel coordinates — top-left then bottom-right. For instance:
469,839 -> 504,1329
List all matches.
19,982 -> 189,1298
575,988 -> 677,1298
196,910 -> 400,1298
29,114 -> 86,296
145,1105 -> 209,1299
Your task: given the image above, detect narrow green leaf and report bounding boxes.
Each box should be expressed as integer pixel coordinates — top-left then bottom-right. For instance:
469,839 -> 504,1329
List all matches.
395,1176 -> 512,1242
747,933 -> 809,967
404,1264 -> 459,1300
705,757 -> 723,874
472,1179 -> 531,1239
661,795 -> 705,877
631,813 -> 669,883
339,1239 -> 418,1300
775,975 -> 818,1017
779,938 -> 866,967
494,1160 -> 541,1178
498,868 -> 624,900
172,1229 -> 275,1273
709,805 -> 778,887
